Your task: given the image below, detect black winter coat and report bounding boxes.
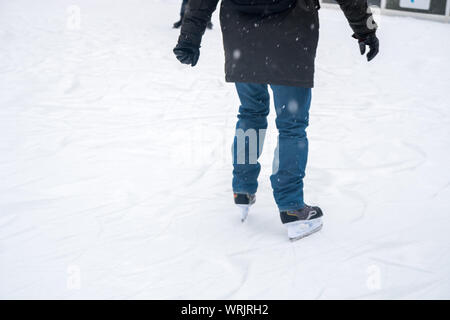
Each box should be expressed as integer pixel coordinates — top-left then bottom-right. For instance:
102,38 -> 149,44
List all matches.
178,0 -> 376,88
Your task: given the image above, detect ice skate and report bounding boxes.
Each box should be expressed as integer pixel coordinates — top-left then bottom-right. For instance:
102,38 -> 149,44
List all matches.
234,193 -> 256,222
280,205 -> 323,241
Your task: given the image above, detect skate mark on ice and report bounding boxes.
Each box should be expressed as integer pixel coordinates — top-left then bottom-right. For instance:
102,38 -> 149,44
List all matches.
0,226 -> 37,242
350,279 -> 439,300
392,142 -> 427,173
370,257 -> 434,275
341,240 -> 418,263
336,184 -> 368,223
432,181 -> 450,199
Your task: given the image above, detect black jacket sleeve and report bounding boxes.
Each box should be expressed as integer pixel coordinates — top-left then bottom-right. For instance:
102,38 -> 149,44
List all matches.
178,0 -> 220,47
335,0 -> 377,37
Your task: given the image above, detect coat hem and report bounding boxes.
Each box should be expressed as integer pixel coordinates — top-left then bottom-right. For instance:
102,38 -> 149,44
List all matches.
225,75 -> 314,88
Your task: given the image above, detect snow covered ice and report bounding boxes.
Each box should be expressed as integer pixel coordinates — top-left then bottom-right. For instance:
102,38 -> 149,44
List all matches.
1,0 -> 450,299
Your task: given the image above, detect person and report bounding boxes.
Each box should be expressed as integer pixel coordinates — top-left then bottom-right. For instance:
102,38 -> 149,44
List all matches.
173,0 -> 379,241
173,0 -> 213,29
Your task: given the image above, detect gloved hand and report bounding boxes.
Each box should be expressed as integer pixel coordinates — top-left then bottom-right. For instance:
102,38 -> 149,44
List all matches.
353,33 -> 379,62
173,40 -> 200,67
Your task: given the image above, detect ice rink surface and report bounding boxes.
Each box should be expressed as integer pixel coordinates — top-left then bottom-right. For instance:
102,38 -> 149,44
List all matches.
1,0 -> 449,299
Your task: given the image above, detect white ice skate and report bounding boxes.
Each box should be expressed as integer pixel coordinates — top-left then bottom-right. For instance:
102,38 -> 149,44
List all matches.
234,193 -> 256,222
281,205 -> 324,241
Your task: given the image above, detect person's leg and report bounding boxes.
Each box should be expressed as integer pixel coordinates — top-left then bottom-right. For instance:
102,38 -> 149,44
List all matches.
233,83 -> 270,195
269,85 -> 312,211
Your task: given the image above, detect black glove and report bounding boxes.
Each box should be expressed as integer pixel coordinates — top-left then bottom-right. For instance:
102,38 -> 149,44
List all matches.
173,40 -> 200,67
353,33 -> 379,62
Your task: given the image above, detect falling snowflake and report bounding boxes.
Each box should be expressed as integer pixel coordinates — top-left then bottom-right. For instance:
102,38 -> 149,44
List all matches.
233,49 -> 241,60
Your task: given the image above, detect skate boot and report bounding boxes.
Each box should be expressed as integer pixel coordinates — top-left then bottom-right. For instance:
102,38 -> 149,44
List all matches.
173,20 -> 182,29
280,205 -> 323,241
234,193 -> 255,222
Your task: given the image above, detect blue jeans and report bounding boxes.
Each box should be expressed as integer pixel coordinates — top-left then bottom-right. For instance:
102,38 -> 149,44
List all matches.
232,83 -> 311,211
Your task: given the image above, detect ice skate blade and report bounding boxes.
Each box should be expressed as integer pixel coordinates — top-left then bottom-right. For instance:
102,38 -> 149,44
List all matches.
237,204 -> 250,223
286,218 -> 323,242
